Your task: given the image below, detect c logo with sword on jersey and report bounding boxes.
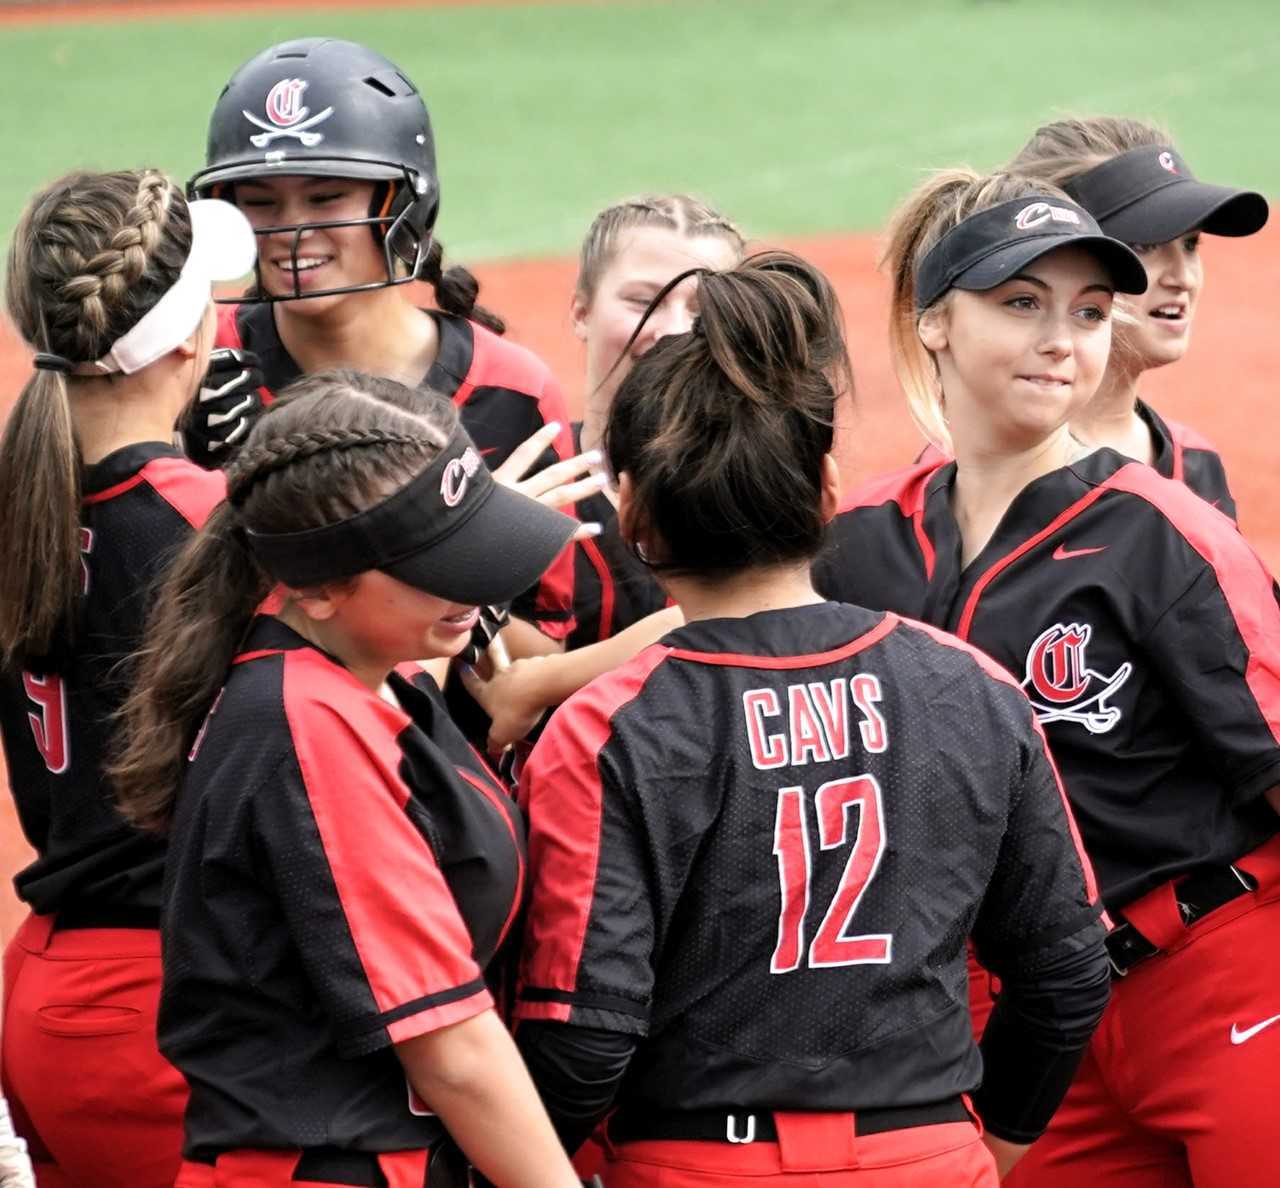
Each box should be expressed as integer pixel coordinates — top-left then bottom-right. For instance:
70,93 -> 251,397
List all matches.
243,78 -> 334,148
1021,622 -> 1132,734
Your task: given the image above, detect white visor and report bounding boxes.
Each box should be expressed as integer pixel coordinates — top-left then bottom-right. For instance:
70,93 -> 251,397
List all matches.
84,199 -> 257,376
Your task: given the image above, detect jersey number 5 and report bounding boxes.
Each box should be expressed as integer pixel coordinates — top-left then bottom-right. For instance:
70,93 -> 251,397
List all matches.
771,774 -> 891,973
23,672 -> 70,775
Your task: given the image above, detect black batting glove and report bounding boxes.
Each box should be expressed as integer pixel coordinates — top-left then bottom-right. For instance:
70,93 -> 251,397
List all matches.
458,603 -> 511,668
178,347 -> 265,469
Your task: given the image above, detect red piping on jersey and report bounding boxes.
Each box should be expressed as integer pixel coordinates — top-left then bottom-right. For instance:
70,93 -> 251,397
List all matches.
515,642 -> 674,1025
82,473 -> 145,504
455,766 -> 525,951
666,613 -> 897,669
912,509 -> 936,581
839,461 -> 939,582
232,648 -> 285,666
1103,462 -> 1280,747
955,485 -> 1112,641
579,536 -> 615,643
898,616 -> 1105,916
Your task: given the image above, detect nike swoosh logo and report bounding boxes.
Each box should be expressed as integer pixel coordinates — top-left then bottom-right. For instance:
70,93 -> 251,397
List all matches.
479,447 -> 499,457
1231,1014 -> 1280,1045
1052,543 -> 1107,561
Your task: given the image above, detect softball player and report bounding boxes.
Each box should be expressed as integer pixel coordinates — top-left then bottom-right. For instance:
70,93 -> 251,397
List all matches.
0,169 -> 255,1187
1008,117 -> 1268,517
567,194 -> 743,648
514,251 -> 1111,1186
190,37 -> 587,652
461,197 -> 745,754
111,371 -> 580,1188
817,170 -> 1280,1187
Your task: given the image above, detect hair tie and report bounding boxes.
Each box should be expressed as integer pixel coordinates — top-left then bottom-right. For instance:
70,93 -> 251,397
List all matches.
33,353 -> 74,374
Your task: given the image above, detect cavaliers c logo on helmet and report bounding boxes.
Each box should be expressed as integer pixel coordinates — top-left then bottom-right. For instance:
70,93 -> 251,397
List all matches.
1020,622 -> 1132,734
243,79 -> 334,149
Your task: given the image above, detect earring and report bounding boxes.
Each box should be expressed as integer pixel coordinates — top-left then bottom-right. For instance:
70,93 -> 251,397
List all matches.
635,541 -> 651,564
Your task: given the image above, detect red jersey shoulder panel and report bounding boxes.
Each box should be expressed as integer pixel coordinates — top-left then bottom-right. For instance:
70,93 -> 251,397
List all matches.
280,648 -> 491,1041
138,456 -> 226,530
1102,461 -> 1280,747
1161,413 -> 1223,455
516,643 -> 673,1022
838,459 -> 938,517
215,302 -> 244,351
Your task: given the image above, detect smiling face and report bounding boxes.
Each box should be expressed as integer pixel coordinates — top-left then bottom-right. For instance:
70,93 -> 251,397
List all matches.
572,225 -> 741,410
288,567 -> 480,688
233,175 -> 388,311
1114,233 -> 1204,372
921,246 -> 1116,455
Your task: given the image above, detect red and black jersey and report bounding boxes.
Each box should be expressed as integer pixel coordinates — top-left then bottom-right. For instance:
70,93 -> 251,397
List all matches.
0,443 -> 223,917
814,447 -> 1280,911
1137,399 -> 1237,521
160,616 -> 525,1160
914,398 -> 1236,520
515,602 -> 1104,1115
217,302 -> 576,638
567,424 -> 668,650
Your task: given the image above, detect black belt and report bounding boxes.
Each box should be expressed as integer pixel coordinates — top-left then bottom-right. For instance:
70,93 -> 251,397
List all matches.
1106,862 -> 1256,977
53,904 -> 161,931
608,1097 -> 970,1145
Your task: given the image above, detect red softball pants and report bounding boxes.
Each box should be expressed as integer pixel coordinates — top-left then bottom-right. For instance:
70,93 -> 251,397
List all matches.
1,912 -> 187,1188
175,1149 -> 431,1188
974,834 -> 1280,1187
601,1113 -> 998,1187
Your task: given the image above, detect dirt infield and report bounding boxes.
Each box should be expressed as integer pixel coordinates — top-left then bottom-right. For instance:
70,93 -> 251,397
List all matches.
0,223 -> 1276,939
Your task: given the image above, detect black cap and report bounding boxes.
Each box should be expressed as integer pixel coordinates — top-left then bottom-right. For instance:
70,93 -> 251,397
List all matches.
246,426 -> 577,605
1065,146 -> 1268,243
915,196 -> 1148,310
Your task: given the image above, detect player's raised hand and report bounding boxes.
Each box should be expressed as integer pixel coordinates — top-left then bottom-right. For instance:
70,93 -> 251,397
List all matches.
492,421 -> 609,525
178,347 -> 264,469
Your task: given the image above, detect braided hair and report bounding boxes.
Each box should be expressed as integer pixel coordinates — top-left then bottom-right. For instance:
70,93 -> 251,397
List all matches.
112,369 -> 455,831
0,169 -> 192,662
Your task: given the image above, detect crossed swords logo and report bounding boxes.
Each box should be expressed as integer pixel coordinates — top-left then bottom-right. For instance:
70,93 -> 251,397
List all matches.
243,78 -> 334,147
243,105 -> 334,147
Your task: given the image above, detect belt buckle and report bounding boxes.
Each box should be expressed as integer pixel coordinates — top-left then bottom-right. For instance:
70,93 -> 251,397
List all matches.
726,1113 -> 757,1144
1105,921 -> 1160,977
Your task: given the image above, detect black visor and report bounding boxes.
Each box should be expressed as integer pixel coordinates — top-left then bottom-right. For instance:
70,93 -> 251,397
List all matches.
915,196 -> 1148,310
246,426 -> 576,604
1065,145 -> 1269,244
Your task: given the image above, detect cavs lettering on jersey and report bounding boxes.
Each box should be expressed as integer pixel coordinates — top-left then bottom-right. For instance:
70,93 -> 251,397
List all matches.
161,617 -> 524,1159
216,302 -> 577,638
815,447 -> 1280,912
516,602 -> 1103,1114
0,443 -> 224,916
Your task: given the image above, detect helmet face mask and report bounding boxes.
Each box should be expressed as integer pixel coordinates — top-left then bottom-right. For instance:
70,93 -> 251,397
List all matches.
189,39 -> 439,303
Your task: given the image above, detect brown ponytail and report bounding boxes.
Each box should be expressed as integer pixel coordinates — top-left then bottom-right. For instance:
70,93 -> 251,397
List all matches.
420,237 -> 506,335
604,249 -> 850,575
0,169 -> 190,664
1007,115 -> 1171,190
112,369 -> 455,832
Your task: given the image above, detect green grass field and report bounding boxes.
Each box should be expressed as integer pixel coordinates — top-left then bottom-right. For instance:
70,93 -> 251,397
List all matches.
1,0 -> 1277,259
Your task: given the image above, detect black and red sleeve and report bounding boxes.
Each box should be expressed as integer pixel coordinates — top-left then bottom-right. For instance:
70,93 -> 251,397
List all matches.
1112,471 -> 1280,802
514,647 -> 672,1036
257,666 -> 492,1058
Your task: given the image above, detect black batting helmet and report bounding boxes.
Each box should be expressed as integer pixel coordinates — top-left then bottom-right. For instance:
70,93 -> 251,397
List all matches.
189,38 -> 439,301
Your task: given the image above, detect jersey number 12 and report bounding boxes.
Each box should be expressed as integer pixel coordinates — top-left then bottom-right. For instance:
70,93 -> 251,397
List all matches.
771,774 -> 891,973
